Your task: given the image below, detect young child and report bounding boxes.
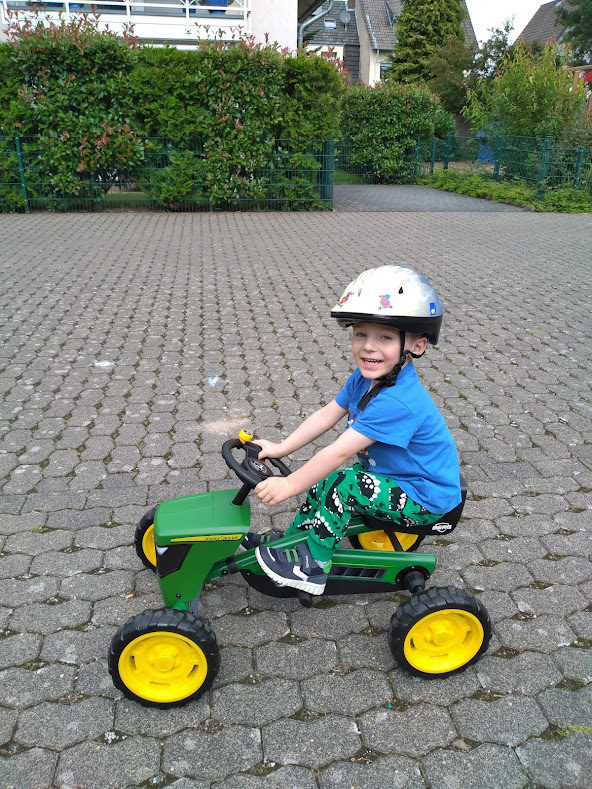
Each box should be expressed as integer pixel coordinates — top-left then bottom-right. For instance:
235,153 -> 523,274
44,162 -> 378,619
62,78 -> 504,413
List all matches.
244,265 -> 461,595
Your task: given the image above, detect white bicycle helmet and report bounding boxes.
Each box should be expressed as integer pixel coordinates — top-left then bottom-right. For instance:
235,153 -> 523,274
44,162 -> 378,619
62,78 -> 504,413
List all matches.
331,265 -> 443,345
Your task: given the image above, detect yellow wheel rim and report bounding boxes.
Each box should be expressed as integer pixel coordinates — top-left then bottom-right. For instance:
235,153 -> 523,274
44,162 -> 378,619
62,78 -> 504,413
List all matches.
118,631 -> 209,703
358,529 -> 420,552
142,523 -> 157,567
404,608 -> 484,674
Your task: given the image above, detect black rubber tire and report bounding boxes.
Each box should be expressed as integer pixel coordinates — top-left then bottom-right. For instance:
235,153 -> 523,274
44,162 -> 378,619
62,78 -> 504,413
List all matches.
349,532 -> 425,552
109,608 -> 220,708
134,506 -> 158,571
388,586 -> 492,678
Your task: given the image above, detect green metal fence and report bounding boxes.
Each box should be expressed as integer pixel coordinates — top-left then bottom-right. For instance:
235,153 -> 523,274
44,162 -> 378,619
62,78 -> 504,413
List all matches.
0,136 -> 335,213
415,133 -> 592,199
2,131 -> 591,211
335,133 -> 592,198
335,140 -> 421,185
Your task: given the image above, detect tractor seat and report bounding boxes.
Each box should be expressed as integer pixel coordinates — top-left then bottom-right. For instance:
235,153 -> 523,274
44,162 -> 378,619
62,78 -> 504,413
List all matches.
358,475 -> 468,538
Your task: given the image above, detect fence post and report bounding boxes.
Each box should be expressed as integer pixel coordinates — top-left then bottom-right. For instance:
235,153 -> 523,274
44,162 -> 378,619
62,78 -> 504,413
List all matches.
574,147 -> 584,189
493,134 -> 504,181
14,135 -> 30,214
443,133 -> 453,170
536,136 -> 552,200
430,138 -> 437,176
413,138 -> 422,183
320,139 -> 335,205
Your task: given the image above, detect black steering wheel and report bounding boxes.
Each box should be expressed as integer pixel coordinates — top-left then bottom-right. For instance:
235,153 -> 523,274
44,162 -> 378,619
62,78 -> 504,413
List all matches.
222,439 -> 292,504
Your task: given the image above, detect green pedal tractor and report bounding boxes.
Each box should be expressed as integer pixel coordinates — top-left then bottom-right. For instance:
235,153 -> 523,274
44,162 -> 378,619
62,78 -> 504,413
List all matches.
109,432 -> 492,708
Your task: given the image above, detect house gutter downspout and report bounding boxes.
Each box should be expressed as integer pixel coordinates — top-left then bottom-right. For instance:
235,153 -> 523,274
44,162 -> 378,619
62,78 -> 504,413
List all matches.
298,0 -> 335,49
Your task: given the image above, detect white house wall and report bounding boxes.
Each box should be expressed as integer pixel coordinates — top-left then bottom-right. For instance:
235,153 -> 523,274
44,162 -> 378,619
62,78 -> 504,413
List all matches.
251,0 -> 297,50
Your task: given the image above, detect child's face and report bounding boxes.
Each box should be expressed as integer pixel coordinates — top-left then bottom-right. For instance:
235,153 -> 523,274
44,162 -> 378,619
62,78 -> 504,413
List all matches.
352,322 -> 402,382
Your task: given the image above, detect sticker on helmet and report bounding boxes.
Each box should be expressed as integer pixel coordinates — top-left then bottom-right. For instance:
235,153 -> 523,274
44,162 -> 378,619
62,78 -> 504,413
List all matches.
429,302 -> 437,315
378,294 -> 391,309
339,291 -> 354,305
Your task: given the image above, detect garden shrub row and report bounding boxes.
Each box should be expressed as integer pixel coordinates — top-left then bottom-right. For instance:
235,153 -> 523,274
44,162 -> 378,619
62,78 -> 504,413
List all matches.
0,13 -> 456,210
0,15 -> 347,209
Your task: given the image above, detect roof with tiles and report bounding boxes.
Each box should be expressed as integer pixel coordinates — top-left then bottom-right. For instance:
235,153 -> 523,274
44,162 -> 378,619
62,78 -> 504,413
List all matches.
357,0 -> 477,53
516,1 -> 568,45
306,0 -> 360,46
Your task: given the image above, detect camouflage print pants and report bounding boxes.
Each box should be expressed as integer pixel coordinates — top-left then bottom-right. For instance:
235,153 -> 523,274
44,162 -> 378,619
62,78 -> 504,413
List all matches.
287,463 -> 444,558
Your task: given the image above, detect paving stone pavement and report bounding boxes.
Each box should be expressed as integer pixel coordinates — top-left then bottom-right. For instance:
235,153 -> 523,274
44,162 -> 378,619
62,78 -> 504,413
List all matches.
333,185 -> 525,212
0,208 -> 591,789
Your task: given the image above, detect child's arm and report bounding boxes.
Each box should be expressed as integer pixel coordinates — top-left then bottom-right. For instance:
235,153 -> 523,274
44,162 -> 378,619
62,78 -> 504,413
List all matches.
255,426 -> 374,507
254,400 -> 348,459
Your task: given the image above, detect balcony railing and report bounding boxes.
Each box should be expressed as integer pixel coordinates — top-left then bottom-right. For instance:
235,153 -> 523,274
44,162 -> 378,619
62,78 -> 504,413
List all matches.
1,0 -> 251,42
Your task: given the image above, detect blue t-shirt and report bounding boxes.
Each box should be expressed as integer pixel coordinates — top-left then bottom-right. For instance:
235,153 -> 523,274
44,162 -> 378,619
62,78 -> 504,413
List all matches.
335,365 -> 461,513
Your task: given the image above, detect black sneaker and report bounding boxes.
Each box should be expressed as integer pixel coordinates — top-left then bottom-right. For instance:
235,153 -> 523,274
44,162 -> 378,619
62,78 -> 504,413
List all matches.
255,543 -> 329,595
241,531 -> 283,550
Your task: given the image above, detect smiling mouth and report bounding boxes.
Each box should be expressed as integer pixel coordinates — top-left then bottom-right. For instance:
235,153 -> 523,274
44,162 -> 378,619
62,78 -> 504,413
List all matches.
362,358 -> 382,366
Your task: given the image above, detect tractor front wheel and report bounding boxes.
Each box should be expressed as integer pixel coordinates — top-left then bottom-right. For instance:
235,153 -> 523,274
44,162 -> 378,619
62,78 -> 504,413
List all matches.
388,586 -> 491,678
135,506 -> 158,571
109,608 -> 220,708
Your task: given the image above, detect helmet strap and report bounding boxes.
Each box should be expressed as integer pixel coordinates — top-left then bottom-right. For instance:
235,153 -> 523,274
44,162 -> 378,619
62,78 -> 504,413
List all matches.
356,331 -> 423,411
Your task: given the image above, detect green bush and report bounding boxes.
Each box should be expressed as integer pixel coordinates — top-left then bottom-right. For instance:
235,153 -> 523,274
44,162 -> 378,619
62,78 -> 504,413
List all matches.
1,14 -> 142,199
464,43 -> 589,140
279,51 -> 346,142
140,148 -> 206,210
341,84 -> 453,182
130,41 -> 342,205
0,19 -> 341,210
420,170 -> 592,212
0,137 -> 26,211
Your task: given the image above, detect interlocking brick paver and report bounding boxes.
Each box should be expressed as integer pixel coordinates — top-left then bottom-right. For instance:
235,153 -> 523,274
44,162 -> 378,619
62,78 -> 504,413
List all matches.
360,704 -> 457,756
0,665 -> 76,708
516,733 -> 592,789
9,598 -> 92,634
302,668 -> 392,715
451,696 -> 548,747
336,631 -> 396,671
476,651 -> 562,696
0,747 -> 58,789
495,614 -> 577,653
212,679 -> 302,726
55,736 -> 162,789
15,697 -> 114,749
163,726 -> 261,781
320,755 -> 426,789
0,210 -> 590,788
0,632 -> 42,670
263,715 -> 360,768
255,639 -> 338,679
390,666 -> 481,706
114,697 -> 210,736
421,743 -> 528,789
511,584 -> 586,617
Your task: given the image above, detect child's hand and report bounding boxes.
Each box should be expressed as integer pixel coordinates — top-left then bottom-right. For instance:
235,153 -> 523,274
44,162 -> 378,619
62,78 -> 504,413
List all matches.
252,439 -> 285,460
255,476 -> 292,506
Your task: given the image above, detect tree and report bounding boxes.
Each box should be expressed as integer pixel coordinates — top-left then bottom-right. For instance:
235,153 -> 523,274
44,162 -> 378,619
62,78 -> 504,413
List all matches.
426,36 -> 474,114
464,42 -> 588,139
388,0 -> 467,85
471,21 -> 513,83
341,84 -> 454,181
555,0 -> 592,62
425,21 -> 512,116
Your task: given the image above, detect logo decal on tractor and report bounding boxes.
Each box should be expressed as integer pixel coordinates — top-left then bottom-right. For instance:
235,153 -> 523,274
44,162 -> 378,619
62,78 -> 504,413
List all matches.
171,534 -> 243,542
431,522 -> 452,533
